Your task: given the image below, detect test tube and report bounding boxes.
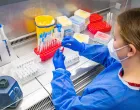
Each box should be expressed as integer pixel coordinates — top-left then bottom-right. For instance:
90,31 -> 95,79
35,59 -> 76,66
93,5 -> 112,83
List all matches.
39,35 -> 44,53
60,46 -> 64,52
37,36 -> 40,52
107,12 -> 110,27
110,13 -> 113,26
43,33 -> 46,51
106,12 -> 113,27
106,13 -> 109,27
48,32 -> 52,49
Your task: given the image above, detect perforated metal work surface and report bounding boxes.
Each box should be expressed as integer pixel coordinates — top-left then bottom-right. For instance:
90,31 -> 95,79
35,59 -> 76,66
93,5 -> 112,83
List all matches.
27,97 -> 54,110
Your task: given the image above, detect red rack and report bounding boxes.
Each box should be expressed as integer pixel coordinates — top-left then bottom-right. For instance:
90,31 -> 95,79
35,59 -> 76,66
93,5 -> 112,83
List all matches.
89,13 -> 103,23
34,39 -> 61,62
87,21 -> 111,34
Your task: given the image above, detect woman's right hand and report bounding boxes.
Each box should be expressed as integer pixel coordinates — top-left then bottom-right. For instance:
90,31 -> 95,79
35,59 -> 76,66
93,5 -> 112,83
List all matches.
61,36 -> 84,52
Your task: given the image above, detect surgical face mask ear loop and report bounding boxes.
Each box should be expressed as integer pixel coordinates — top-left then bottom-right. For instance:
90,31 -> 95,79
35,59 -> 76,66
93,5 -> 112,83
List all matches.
114,45 -> 129,62
108,39 -> 129,62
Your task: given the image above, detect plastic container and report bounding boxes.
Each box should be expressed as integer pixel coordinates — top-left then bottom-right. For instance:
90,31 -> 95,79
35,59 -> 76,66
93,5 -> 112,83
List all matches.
64,29 -> 74,37
24,8 -> 45,33
89,13 -> 103,23
35,15 -> 55,39
56,16 -> 72,30
74,9 -> 91,24
65,55 -> 79,68
87,21 -> 111,34
73,33 -> 89,43
69,16 -> 86,33
93,31 -> 111,45
34,39 -> 61,61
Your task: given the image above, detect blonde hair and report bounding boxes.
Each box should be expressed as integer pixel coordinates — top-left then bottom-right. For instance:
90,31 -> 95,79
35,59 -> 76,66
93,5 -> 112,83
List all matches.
117,8 -> 140,51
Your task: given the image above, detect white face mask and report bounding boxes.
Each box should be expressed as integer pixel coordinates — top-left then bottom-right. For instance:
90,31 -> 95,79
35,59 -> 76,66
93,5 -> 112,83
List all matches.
107,39 -> 129,62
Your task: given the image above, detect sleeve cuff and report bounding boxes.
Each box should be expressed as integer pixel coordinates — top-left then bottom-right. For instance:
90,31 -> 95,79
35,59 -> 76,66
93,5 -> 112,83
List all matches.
53,68 -> 71,79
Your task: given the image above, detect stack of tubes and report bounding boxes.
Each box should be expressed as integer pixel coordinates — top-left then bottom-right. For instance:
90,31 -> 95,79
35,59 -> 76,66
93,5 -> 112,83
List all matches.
106,12 -> 113,27
34,30 -> 62,61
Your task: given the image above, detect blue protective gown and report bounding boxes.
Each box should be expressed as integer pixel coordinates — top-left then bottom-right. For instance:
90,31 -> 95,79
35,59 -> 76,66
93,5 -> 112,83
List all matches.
51,44 -> 140,110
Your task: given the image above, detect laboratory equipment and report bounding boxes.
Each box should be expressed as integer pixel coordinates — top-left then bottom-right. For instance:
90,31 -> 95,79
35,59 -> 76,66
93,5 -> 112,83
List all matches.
56,16 -> 72,30
73,33 -> 89,43
89,13 -> 103,23
88,12 -> 112,34
74,9 -> 91,24
54,24 -> 64,41
35,15 -> 55,40
70,16 -> 86,33
35,15 -> 62,62
0,41 -> 11,67
34,35 -> 61,62
93,31 -> 111,45
64,29 -> 74,37
60,46 -> 64,52
0,24 -> 11,67
65,55 -> 80,68
88,21 -> 111,34
11,56 -> 46,84
106,12 -> 113,26
0,24 -> 10,56
0,76 -> 23,109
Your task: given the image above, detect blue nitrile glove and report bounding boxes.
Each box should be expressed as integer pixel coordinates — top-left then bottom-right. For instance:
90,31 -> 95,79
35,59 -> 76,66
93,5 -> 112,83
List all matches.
61,36 -> 84,52
53,49 -> 66,69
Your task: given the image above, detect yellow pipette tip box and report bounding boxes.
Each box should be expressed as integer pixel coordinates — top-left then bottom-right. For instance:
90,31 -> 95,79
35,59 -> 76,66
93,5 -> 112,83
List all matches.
73,33 -> 89,43
56,16 -> 72,30
74,9 -> 90,19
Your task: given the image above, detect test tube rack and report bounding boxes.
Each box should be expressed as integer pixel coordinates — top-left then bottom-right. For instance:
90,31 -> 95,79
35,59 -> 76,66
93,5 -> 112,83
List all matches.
89,13 -> 103,23
88,21 -> 111,34
34,39 -> 61,61
88,13 -> 112,34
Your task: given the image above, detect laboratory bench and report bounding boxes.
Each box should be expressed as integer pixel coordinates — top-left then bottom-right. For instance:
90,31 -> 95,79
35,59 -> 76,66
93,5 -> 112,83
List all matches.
0,7 -> 120,110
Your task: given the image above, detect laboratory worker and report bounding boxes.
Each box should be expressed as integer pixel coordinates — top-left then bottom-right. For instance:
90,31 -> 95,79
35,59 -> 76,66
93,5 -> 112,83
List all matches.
51,8 -> 140,110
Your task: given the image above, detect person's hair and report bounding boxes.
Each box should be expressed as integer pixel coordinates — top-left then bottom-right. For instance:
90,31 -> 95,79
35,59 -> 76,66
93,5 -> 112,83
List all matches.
117,8 -> 140,51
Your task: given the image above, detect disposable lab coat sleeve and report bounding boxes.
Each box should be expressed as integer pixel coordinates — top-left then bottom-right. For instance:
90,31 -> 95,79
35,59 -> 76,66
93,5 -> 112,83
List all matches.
79,44 -> 116,68
51,68 -> 115,110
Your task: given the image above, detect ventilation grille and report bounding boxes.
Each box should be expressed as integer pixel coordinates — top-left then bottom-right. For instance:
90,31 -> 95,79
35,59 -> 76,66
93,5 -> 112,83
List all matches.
74,65 -> 104,94
10,32 -> 36,48
27,97 -> 54,110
